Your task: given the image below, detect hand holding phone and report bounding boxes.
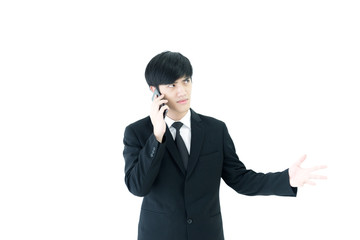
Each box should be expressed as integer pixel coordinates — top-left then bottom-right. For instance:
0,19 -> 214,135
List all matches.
152,88 -> 168,118
151,88 -> 168,142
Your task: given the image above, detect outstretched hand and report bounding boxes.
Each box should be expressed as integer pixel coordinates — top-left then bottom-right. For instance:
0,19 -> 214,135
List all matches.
289,155 -> 327,187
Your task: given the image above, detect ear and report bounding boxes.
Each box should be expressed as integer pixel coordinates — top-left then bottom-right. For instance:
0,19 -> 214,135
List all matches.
149,86 -> 156,93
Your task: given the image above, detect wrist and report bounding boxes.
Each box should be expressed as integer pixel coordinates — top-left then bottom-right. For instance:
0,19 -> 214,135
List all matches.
155,133 -> 164,143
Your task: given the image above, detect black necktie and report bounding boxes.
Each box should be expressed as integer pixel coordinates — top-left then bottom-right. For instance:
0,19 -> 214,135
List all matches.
172,122 -> 189,169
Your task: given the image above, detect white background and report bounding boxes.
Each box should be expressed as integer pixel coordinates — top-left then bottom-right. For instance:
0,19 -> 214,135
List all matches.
1,1 -> 359,239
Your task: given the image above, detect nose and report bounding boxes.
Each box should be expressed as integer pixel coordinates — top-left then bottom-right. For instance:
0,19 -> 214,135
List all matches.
177,85 -> 186,96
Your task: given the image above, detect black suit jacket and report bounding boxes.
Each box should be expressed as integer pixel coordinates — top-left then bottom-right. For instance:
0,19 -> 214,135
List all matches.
123,109 -> 297,240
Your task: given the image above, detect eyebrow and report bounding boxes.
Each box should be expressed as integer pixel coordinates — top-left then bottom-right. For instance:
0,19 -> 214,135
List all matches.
171,77 -> 190,85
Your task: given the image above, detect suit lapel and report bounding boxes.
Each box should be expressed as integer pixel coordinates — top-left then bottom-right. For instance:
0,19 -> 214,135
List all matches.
165,126 -> 186,175
165,109 -> 204,176
187,109 -> 204,177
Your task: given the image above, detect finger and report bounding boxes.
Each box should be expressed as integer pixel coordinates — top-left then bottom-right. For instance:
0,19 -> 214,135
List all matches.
310,174 -> 327,180
156,94 -> 165,100
295,154 -> 307,166
158,99 -> 168,105
159,104 -> 169,113
310,165 -> 327,172
152,93 -> 164,102
306,180 -> 317,186
152,99 -> 168,109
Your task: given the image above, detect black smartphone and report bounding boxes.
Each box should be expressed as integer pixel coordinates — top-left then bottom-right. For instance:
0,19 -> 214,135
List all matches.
152,88 -> 168,118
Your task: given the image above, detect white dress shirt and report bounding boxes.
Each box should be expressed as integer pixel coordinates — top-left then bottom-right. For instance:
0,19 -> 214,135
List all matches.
165,110 -> 191,154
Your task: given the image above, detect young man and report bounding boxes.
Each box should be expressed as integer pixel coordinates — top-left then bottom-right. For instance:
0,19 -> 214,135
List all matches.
123,51 -> 326,240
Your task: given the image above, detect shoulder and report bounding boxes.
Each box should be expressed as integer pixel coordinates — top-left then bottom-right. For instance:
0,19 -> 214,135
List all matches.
191,109 -> 226,128
123,116 -> 154,146
124,116 -> 153,137
126,116 -> 152,129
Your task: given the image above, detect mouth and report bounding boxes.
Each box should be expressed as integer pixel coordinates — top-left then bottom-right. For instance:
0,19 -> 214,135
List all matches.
177,99 -> 188,104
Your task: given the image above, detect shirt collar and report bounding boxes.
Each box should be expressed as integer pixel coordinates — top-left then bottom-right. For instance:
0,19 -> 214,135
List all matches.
165,110 -> 191,129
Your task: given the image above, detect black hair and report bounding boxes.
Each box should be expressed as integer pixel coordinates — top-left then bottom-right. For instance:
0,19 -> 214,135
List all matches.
145,51 -> 193,88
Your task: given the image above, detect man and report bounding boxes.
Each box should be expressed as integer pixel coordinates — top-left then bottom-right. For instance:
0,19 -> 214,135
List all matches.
123,51 -> 327,240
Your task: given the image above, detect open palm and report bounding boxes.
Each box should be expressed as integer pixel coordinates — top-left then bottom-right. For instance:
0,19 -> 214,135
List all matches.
289,155 -> 327,187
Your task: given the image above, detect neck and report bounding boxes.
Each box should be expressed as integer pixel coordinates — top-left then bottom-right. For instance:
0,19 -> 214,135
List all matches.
167,110 -> 189,121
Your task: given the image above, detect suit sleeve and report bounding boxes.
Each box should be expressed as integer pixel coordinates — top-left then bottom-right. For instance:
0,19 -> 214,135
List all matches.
123,125 -> 167,197
221,123 -> 297,197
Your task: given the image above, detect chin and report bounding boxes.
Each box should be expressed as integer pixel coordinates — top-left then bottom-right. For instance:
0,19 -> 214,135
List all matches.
181,105 -> 191,112
169,107 -> 190,118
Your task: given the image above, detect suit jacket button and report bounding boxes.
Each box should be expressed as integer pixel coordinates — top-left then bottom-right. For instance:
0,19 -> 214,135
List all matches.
187,218 -> 193,224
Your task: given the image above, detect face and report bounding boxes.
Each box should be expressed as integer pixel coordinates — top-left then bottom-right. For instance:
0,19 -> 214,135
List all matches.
158,76 -> 192,121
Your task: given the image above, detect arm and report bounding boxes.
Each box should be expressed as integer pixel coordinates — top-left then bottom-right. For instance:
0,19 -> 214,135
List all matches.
123,93 -> 169,197
123,126 -> 166,197
221,123 -> 297,196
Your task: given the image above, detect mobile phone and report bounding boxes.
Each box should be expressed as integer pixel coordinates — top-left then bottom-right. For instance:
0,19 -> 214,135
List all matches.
152,88 -> 168,118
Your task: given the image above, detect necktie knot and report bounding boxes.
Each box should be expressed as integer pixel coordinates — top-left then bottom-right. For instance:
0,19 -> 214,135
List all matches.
172,122 -> 183,131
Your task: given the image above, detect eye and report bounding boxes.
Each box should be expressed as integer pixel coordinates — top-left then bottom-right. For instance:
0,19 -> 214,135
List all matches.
184,78 -> 190,84
167,84 -> 175,88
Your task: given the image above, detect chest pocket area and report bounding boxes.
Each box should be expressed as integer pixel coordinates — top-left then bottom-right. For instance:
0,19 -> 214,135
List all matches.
197,151 -> 222,174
